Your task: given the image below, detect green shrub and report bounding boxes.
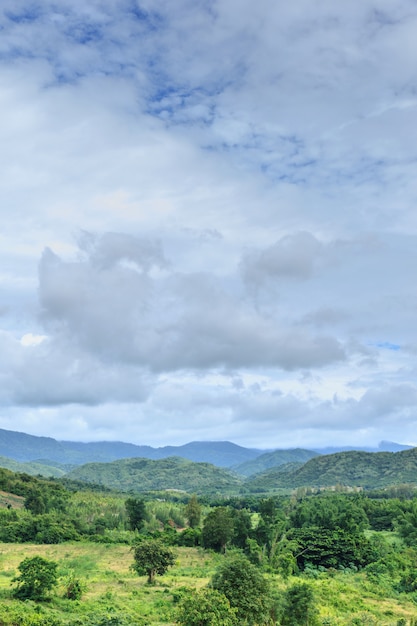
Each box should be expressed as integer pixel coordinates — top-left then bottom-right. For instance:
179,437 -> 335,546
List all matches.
12,556 -> 58,601
177,588 -> 237,626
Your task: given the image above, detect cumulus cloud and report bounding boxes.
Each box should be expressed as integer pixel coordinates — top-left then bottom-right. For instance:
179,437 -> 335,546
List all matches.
1,1 -> 417,447
37,235 -> 345,373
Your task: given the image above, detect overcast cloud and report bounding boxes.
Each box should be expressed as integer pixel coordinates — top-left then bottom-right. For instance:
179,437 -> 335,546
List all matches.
1,0 -> 417,448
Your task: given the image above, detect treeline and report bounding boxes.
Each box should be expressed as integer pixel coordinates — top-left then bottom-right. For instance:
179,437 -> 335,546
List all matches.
4,468 -> 417,623
3,466 -> 417,576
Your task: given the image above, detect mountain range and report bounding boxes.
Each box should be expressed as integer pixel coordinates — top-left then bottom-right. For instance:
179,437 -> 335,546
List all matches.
0,427 -> 411,468
64,447 -> 417,494
0,428 -> 263,467
0,427 -> 415,493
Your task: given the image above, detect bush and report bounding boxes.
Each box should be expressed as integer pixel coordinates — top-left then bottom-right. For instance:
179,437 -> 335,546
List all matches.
211,552 -> 270,625
64,573 -> 86,600
12,556 -> 58,601
280,582 -> 319,626
177,588 -> 237,626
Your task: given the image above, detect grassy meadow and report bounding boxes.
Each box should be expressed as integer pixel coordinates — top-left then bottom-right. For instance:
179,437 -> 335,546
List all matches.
0,541 -> 416,625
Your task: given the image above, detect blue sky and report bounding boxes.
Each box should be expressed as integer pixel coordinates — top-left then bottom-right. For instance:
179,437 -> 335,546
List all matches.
1,0 -> 417,448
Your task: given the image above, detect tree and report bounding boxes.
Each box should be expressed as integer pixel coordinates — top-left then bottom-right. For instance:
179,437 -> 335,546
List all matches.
24,489 -> 47,515
211,552 -> 271,625
288,526 -> 373,570
290,493 -> 368,534
12,556 -> 58,601
231,508 -> 252,549
125,497 -> 146,532
280,582 -> 319,626
185,494 -> 202,528
202,507 -> 234,553
132,538 -> 176,584
177,588 -> 237,626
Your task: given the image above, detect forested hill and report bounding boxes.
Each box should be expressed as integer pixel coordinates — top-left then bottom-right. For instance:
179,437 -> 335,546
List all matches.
0,455 -> 67,478
246,447 -> 417,490
67,456 -> 243,494
233,448 -> 319,477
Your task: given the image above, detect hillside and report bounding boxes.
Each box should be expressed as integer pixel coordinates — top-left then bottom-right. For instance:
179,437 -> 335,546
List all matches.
67,456 -> 243,494
0,456 -> 66,478
247,447 -> 417,490
233,448 -> 319,477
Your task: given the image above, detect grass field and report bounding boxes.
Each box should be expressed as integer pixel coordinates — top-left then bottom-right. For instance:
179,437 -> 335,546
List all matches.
0,542 -> 416,624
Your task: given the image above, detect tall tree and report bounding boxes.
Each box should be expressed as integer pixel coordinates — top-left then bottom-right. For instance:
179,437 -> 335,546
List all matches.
185,494 -> 202,528
125,497 -> 146,531
202,507 -> 234,553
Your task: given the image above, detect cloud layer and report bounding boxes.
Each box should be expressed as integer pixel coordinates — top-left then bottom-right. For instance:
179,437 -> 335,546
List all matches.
1,1 -> 417,447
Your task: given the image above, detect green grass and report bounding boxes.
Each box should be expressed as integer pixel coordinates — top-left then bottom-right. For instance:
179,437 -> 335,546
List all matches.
0,542 -> 416,624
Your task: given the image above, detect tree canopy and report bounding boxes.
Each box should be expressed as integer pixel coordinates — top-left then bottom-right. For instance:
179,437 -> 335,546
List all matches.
177,588 -> 237,626
211,552 -> 270,625
202,506 -> 234,553
12,556 -> 58,601
125,497 -> 146,531
132,538 -> 176,584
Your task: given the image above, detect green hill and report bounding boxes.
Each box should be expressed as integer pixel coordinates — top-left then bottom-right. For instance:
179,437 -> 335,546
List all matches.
246,447 -> 417,490
233,448 -> 319,477
0,455 -> 67,478
67,456 -> 243,494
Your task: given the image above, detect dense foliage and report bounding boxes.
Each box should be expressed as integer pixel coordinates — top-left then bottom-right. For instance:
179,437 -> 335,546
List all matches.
12,556 -> 58,601
176,588 -> 237,626
2,464 -> 417,623
202,506 -> 235,552
250,448 -> 417,490
131,538 -> 176,583
211,552 -> 271,625
68,456 -> 242,494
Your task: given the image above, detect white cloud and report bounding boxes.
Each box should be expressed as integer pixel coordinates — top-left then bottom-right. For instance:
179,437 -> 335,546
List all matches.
0,1 -> 417,447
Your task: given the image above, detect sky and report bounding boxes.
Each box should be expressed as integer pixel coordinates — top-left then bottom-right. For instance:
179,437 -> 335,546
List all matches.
1,0 -> 417,450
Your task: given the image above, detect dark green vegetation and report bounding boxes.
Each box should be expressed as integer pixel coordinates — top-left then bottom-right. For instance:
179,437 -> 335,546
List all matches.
3,426 -> 417,493
176,588 -> 238,626
233,448 -> 319,478
0,455 -> 67,478
132,538 -> 176,584
258,448 -> 417,490
12,556 -> 58,601
0,426 -> 412,476
3,456 -> 417,623
58,447 -> 417,494
211,552 -> 271,625
67,456 -> 242,493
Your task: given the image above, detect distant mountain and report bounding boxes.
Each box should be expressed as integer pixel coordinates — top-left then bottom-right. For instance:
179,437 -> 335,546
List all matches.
233,448 -> 319,477
67,456 -> 243,494
377,440 -> 413,452
0,426 -> 413,481
313,441 -> 413,455
246,447 -> 417,490
150,441 -> 263,467
0,429 -> 68,463
0,428 -> 263,467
